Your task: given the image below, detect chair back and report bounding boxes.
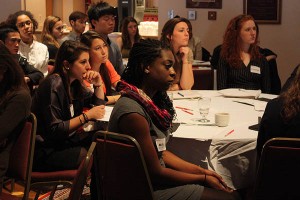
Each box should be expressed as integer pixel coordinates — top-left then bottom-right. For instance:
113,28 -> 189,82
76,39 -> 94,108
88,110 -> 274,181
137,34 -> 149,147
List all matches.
93,131 -> 154,200
68,142 -> 96,200
254,137 -> 300,200
192,67 -> 214,90
7,113 -> 37,200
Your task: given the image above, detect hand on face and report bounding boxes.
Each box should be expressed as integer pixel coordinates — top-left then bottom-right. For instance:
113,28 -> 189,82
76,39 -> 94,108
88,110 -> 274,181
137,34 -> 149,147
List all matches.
83,70 -> 102,86
179,46 -> 189,62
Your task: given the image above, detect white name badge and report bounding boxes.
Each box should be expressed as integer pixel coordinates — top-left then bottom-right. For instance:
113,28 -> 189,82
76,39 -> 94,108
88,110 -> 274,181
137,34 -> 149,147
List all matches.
70,104 -> 74,117
155,138 -> 166,152
250,65 -> 261,74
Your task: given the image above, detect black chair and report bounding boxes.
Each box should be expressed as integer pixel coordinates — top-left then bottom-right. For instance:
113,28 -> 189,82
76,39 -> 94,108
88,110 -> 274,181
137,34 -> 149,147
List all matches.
254,137 -> 300,200
92,131 -> 154,200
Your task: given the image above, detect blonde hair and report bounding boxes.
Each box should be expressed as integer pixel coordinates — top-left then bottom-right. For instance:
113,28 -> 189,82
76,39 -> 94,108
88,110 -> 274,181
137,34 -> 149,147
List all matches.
41,15 -> 61,48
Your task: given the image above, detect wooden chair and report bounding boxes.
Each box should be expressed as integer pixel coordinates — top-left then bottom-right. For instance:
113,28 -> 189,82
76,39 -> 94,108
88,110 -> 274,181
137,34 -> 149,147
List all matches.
29,142 -> 95,200
92,131 -> 154,200
5,113 -> 37,200
192,67 -> 214,90
254,137 -> 300,200
5,113 -> 95,200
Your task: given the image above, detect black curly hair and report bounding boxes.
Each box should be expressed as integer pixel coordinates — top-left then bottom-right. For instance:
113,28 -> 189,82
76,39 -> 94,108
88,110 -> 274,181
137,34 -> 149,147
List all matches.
121,39 -> 176,120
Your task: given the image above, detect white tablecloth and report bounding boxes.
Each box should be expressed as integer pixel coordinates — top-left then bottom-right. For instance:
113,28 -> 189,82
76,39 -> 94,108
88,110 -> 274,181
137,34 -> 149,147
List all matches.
169,90 -> 277,189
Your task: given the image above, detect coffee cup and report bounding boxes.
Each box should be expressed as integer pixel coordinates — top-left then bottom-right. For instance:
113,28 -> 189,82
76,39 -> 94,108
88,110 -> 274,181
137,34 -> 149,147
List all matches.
215,113 -> 230,127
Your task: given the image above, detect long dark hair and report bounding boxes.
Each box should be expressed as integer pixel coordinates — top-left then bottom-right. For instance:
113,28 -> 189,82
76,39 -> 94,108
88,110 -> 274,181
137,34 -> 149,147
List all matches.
281,65 -> 300,122
80,30 -> 113,95
121,39 -> 176,120
0,41 -> 28,107
120,16 -> 141,50
52,40 -> 90,102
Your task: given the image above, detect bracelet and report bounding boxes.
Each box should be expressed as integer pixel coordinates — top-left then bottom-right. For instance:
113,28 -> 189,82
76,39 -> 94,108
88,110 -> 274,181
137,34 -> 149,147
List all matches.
93,82 -> 103,88
82,112 -> 89,123
204,174 -> 206,183
79,115 -> 85,125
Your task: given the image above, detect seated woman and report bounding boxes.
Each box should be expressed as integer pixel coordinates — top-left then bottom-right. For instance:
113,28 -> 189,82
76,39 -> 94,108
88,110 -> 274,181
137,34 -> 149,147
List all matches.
6,10 -> 49,76
257,66 -> 300,158
41,15 -> 64,66
116,16 -> 141,58
81,30 -> 121,105
217,14 -> 271,93
31,40 -> 106,171
161,17 -> 194,90
0,42 -> 31,190
107,39 -> 239,200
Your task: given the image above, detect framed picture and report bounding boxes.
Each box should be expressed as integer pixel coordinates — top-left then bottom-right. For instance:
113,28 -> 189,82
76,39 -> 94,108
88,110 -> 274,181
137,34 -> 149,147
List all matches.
186,0 -> 222,9
243,0 -> 281,24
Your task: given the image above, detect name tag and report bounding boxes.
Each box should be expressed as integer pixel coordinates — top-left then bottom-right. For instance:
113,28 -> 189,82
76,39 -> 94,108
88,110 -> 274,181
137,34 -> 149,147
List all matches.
155,138 -> 166,152
250,65 -> 261,74
70,104 -> 74,117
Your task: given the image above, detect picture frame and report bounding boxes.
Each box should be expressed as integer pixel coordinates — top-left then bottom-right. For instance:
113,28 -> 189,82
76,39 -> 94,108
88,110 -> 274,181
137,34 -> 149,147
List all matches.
243,0 -> 281,24
186,0 -> 222,9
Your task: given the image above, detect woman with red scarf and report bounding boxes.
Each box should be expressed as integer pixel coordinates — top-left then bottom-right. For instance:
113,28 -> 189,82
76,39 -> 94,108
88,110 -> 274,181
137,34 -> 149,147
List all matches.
107,39 -> 239,200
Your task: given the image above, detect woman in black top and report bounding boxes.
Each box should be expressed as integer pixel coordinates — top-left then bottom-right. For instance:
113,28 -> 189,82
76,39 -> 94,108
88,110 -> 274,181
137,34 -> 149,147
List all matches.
217,15 -> 270,93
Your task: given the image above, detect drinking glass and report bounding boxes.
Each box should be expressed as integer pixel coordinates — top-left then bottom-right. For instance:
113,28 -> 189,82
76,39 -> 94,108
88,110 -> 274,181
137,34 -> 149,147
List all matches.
198,97 -> 211,122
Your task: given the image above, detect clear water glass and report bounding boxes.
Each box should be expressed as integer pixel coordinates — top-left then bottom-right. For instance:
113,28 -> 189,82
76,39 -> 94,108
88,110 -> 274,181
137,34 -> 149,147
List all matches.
198,97 -> 211,122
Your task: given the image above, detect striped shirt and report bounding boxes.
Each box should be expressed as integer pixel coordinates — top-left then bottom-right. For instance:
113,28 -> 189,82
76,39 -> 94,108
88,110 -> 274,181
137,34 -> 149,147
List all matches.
217,57 -> 271,93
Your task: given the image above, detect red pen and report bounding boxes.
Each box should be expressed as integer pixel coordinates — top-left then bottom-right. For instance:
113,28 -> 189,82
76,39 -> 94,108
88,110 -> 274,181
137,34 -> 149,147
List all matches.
225,129 -> 234,137
175,106 -> 193,111
182,109 -> 194,115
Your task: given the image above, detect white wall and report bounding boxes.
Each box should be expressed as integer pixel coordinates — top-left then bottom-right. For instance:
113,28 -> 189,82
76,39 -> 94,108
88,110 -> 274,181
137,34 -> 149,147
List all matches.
158,0 -> 300,84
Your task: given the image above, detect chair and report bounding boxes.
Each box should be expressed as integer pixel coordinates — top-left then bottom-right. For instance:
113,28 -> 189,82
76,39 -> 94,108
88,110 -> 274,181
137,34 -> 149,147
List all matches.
5,113 -> 95,200
254,137 -> 300,200
29,141 -> 95,200
92,131 -> 154,200
5,113 -> 37,200
192,67 -> 214,90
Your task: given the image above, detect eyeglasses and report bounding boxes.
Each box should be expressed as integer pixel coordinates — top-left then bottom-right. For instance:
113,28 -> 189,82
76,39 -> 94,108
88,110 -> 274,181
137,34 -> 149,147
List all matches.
8,38 -> 21,43
16,20 -> 32,29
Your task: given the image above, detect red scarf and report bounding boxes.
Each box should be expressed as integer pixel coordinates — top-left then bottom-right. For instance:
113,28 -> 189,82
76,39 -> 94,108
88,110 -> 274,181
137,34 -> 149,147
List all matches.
118,81 -> 172,131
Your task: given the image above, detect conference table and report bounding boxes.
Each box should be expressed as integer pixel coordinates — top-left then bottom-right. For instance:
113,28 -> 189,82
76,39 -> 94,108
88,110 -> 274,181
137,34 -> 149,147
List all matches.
167,89 -> 277,190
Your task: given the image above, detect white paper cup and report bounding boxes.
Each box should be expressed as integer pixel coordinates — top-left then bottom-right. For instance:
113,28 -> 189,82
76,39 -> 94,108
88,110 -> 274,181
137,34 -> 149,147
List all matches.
215,113 -> 230,127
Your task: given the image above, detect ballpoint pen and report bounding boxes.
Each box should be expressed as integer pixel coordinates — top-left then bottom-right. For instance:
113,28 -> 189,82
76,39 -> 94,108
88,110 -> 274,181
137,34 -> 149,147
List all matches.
225,129 -> 234,137
177,92 -> 184,97
175,106 -> 193,111
181,109 -> 193,115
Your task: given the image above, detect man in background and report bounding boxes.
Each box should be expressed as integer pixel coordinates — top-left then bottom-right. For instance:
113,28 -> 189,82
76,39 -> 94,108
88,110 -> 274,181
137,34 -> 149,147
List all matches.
88,1 -> 124,75
60,11 -> 88,43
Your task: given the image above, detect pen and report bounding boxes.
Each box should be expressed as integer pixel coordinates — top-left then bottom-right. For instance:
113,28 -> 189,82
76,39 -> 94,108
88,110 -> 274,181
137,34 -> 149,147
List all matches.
175,106 -> 193,111
178,92 -> 184,97
182,109 -> 193,115
225,129 -> 234,137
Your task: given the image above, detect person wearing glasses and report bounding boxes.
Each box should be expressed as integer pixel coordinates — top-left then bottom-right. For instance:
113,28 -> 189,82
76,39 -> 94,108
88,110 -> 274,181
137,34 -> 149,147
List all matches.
88,1 -> 124,75
6,10 -> 49,76
41,15 -> 64,66
0,23 -> 43,93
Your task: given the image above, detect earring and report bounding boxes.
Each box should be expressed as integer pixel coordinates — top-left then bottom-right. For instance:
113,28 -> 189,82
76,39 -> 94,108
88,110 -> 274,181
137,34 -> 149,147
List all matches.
144,69 -> 149,74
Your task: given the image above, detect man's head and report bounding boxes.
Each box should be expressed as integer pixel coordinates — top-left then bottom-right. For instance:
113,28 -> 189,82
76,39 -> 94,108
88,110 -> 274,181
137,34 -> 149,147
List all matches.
69,11 -> 88,35
0,23 -> 21,54
88,1 -> 116,35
